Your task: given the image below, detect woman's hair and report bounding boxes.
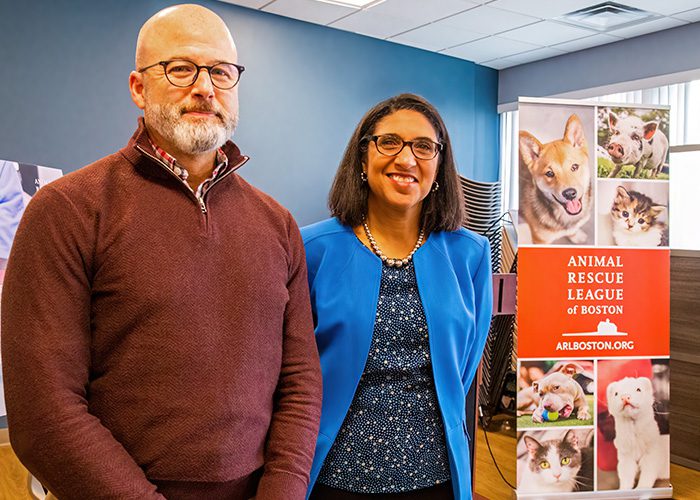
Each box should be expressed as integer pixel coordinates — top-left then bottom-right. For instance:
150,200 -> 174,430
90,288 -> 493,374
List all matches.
328,93 -> 464,233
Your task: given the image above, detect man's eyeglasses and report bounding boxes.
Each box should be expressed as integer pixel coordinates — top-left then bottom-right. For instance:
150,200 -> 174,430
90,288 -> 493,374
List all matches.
138,59 -> 245,90
365,134 -> 443,160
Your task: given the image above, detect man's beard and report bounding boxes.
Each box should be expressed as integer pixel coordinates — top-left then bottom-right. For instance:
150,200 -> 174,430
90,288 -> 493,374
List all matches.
144,100 -> 238,155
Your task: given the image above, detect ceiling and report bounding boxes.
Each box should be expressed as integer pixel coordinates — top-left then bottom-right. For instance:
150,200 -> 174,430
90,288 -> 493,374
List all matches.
219,0 -> 700,69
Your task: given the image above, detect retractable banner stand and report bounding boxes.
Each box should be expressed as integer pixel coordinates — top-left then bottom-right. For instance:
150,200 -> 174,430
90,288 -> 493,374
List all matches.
0,160 -> 62,422
515,98 -> 672,499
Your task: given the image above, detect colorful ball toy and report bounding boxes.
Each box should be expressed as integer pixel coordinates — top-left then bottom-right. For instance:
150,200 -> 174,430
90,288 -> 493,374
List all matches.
542,409 -> 559,421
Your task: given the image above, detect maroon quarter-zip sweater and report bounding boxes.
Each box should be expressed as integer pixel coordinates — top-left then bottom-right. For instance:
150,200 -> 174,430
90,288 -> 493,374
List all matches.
1,120 -> 322,499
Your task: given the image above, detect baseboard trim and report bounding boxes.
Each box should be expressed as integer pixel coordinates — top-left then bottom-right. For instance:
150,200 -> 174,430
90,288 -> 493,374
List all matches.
671,454 -> 700,471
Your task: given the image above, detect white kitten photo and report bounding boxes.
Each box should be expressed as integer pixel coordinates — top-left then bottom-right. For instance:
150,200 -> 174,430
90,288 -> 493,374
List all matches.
607,377 -> 665,490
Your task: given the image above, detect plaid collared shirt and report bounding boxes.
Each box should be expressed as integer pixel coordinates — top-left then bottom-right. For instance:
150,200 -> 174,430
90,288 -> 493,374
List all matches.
149,139 -> 229,200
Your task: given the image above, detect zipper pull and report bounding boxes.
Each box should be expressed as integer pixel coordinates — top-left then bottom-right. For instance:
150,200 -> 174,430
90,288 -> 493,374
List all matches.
198,197 -> 207,214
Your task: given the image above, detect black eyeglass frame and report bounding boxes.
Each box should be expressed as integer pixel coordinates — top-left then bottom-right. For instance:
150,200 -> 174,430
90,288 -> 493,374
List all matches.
137,59 -> 245,90
364,134 -> 443,160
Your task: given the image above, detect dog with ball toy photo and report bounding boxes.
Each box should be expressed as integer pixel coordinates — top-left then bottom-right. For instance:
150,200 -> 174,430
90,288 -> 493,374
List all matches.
517,360 -> 595,428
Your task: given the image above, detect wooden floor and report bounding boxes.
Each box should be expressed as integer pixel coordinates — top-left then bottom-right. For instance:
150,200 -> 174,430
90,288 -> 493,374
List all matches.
1,428 -> 33,500
473,420 -> 700,500
474,419 -> 517,499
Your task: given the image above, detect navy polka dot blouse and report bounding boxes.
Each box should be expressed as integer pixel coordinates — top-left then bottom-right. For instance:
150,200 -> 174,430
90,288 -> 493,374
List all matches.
317,262 -> 451,493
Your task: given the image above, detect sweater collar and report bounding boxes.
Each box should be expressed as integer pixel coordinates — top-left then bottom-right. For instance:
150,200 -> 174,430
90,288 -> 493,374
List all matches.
121,117 -> 248,179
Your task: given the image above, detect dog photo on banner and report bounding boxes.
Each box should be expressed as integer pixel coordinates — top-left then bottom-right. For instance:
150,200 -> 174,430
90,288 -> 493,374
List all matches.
518,104 -> 595,246
516,98 -> 672,499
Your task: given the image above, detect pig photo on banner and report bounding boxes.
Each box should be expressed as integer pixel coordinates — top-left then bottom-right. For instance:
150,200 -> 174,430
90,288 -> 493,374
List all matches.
597,107 -> 670,180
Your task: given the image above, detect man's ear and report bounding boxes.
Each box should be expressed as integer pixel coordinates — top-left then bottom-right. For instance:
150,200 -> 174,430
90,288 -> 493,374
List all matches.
129,71 -> 146,110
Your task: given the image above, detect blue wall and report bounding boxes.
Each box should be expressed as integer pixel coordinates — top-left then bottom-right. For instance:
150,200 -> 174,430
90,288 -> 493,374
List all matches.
0,0 -> 499,225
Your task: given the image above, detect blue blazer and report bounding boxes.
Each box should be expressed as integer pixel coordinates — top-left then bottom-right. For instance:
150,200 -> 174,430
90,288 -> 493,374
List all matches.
301,218 -> 493,500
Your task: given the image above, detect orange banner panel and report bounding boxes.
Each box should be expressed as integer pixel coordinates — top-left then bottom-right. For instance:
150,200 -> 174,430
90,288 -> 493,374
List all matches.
518,247 -> 669,358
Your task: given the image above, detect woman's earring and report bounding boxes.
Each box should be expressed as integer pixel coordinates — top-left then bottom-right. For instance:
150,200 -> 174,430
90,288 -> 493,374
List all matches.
431,181 -> 439,192
360,171 -> 368,182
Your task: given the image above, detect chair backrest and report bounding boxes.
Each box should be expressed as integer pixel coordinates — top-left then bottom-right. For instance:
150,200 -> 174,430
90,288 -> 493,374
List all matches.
27,474 -> 47,500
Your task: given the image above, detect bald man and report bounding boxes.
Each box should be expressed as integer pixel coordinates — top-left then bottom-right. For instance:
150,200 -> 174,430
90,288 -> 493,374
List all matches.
1,5 -> 322,499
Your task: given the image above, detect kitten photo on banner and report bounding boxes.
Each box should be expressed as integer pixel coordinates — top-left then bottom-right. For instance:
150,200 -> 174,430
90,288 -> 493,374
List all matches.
596,181 -> 669,247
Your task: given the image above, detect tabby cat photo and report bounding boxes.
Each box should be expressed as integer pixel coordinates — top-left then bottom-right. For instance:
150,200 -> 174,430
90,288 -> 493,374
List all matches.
517,429 -> 594,493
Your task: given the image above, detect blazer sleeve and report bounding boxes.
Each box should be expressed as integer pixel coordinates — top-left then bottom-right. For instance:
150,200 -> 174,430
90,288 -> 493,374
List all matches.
462,239 -> 493,392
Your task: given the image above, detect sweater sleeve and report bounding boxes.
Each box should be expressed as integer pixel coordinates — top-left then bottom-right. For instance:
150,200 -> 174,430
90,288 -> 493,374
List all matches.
0,185 -> 163,500
462,239 -> 493,392
255,215 -> 322,500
